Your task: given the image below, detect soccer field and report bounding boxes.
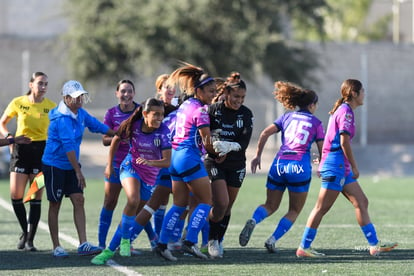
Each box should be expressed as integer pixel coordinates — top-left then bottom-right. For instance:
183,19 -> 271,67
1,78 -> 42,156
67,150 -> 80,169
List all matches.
0,175 -> 413,275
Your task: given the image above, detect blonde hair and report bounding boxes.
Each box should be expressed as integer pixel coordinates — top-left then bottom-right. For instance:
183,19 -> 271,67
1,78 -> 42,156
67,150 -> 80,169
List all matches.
155,74 -> 169,91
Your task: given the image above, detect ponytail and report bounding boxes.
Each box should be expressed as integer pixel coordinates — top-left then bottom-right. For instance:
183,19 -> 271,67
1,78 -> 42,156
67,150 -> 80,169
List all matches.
329,98 -> 344,115
117,105 -> 143,139
167,62 -> 213,97
329,79 -> 362,114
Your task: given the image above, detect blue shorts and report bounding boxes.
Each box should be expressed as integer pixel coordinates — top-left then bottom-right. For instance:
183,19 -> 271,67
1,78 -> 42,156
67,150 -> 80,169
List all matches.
42,164 -> 83,202
104,166 -> 121,185
119,156 -> 154,201
266,157 -> 311,193
156,168 -> 172,188
169,148 -> 208,182
320,168 -> 355,191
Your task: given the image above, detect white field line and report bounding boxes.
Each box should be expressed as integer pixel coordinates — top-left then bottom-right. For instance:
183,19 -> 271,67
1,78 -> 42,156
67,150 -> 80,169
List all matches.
0,197 -> 142,276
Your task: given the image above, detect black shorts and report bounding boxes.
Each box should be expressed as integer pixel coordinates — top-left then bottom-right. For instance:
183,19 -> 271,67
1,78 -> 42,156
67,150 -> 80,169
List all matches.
10,141 -> 46,175
204,158 -> 246,188
42,164 -> 83,202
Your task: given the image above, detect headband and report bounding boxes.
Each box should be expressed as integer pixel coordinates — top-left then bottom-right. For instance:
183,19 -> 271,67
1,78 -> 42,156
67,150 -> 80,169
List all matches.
194,76 -> 214,89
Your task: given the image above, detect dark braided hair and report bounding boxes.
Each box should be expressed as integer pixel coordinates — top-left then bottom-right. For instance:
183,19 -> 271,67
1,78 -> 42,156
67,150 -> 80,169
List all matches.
213,72 -> 246,103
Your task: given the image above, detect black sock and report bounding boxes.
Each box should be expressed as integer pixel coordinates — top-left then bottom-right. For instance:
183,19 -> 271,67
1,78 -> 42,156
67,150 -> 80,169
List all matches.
12,199 -> 27,234
217,215 -> 231,242
28,200 -> 41,241
208,220 -> 221,240
158,243 -> 167,250
183,240 -> 194,247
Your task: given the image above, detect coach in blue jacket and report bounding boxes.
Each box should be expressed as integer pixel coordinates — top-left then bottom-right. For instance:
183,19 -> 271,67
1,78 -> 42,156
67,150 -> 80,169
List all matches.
42,80 -> 115,258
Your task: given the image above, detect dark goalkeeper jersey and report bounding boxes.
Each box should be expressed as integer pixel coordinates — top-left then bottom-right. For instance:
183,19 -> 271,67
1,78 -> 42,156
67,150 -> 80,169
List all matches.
207,100 -> 254,169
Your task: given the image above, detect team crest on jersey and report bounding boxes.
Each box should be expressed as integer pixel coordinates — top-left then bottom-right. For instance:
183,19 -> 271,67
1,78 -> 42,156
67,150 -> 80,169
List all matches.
236,118 -> 243,128
345,113 -> 353,122
200,106 -> 208,114
153,137 -> 161,147
44,108 -> 50,113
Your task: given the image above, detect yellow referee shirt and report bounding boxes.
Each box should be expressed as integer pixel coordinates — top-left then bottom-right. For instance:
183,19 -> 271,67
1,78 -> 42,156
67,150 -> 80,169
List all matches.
4,95 -> 56,141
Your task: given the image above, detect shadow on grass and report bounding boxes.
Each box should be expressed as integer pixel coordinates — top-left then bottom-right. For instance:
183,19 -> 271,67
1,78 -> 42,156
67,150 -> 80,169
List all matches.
1,247 -> 412,270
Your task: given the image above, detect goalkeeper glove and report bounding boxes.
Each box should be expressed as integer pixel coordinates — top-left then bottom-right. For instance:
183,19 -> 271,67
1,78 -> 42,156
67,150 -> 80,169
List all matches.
213,141 -> 241,156
211,129 -> 222,142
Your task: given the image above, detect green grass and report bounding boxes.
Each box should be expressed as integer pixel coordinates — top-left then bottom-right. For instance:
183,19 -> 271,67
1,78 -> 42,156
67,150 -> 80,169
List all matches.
0,175 -> 413,275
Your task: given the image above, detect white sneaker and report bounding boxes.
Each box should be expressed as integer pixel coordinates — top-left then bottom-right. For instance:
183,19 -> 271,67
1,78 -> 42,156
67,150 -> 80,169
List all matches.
208,240 -> 220,258
53,246 -> 69,258
264,236 -> 277,253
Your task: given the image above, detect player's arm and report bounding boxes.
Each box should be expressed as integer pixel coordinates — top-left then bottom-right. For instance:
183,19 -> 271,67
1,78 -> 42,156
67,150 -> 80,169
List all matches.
251,123 -> 279,173
105,135 -> 121,178
340,132 -> 359,179
102,134 -> 112,146
315,140 -> 323,162
199,126 -> 216,155
66,150 -> 86,189
237,114 -> 254,151
136,148 -> 171,168
0,113 -> 13,138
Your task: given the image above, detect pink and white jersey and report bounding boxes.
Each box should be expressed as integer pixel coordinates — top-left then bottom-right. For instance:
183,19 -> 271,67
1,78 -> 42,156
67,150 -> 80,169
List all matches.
275,110 -> 324,161
319,103 -> 355,173
129,119 -> 172,185
172,97 -> 210,154
104,103 -> 139,167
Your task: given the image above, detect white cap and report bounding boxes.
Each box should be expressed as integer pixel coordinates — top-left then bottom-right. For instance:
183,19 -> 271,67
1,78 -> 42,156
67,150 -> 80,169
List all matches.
62,80 -> 88,98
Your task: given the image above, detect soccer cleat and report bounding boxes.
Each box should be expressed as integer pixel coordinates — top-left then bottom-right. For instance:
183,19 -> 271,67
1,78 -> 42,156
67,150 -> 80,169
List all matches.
119,238 -> 131,257
239,219 -> 256,246
25,240 -> 38,252
53,246 -> 69,258
77,241 -> 102,256
155,246 -> 178,261
91,249 -> 115,265
296,247 -> 325,258
130,246 -> 142,255
181,241 -> 208,259
200,243 -> 208,254
264,236 -> 277,253
218,241 -> 224,258
208,240 -> 220,258
167,240 -> 182,251
17,232 -> 27,250
370,241 -> 398,256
